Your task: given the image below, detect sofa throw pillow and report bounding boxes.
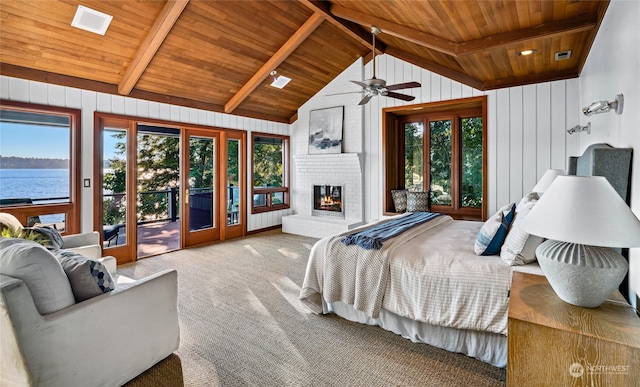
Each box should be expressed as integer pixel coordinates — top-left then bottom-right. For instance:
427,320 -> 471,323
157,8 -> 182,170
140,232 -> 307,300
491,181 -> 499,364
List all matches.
474,203 -> 516,256
24,226 -> 64,249
52,250 -> 116,302
0,238 -> 75,314
391,189 -> 408,212
406,191 -> 429,212
501,192 -> 544,265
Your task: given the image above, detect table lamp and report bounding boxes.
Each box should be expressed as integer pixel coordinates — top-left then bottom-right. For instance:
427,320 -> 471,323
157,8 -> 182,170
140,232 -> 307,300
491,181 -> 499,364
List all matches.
519,175 -> 640,307
531,169 -> 566,194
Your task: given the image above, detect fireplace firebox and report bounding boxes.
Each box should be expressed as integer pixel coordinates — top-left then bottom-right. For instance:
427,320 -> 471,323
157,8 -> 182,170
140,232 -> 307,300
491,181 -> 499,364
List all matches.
312,185 -> 344,218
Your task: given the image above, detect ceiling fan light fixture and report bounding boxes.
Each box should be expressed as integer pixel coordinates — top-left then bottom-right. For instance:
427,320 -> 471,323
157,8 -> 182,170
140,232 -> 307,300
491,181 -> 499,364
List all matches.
517,49 -> 537,56
71,5 -> 112,35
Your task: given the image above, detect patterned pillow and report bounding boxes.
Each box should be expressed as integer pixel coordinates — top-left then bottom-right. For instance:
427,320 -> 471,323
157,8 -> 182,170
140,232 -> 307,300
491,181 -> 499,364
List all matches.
474,203 -> 516,256
406,191 -> 429,212
501,192 -> 544,265
391,189 -> 408,212
52,250 -> 116,302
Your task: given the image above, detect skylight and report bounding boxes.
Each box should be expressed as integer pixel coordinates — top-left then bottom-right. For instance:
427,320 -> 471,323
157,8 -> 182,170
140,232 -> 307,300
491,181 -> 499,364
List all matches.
71,5 -> 113,35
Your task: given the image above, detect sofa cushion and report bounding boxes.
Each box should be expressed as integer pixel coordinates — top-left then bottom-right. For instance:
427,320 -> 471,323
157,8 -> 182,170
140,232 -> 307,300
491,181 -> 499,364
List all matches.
52,250 -> 116,302
0,238 -> 75,314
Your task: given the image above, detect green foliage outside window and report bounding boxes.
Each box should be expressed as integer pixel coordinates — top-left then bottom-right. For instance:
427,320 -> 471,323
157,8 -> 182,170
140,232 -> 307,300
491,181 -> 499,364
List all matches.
404,123 -> 423,191
430,120 -> 452,205
253,137 -> 283,188
103,130 -> 217,224
461,117 -> 483,208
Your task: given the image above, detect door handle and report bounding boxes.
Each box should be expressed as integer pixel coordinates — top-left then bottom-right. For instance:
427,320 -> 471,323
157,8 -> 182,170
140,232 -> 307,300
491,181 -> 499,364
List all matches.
185,189 -> 189,204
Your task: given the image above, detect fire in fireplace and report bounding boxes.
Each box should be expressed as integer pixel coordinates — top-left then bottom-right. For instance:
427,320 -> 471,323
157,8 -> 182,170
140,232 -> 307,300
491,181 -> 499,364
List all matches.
312,185 -> 344,218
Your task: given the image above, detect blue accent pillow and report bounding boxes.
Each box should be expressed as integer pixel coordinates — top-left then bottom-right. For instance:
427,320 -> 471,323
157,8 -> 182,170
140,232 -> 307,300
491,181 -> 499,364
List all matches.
474,203 -> 516,256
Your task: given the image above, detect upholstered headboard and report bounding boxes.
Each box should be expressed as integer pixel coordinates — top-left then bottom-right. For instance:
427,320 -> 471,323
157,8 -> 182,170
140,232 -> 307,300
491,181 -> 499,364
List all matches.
568,143 -> 634,301
568,143 -> 633,205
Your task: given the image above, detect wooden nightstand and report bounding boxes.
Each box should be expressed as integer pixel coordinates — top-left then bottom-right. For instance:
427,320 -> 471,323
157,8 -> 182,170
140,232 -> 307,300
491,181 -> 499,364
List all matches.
507,272 -> 640,386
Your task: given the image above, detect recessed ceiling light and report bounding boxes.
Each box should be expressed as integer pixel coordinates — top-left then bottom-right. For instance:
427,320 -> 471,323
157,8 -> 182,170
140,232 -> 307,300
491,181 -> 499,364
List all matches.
71,5 -> 113,35
517,49 -> 537,56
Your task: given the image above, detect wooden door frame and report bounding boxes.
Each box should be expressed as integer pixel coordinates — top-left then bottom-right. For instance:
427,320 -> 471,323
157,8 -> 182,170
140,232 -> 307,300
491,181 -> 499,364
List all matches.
94,112 -> 247,264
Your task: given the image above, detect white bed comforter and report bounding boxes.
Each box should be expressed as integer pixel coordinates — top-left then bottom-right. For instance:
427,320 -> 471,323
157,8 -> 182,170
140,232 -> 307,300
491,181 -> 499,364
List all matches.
300,216 -> 513,335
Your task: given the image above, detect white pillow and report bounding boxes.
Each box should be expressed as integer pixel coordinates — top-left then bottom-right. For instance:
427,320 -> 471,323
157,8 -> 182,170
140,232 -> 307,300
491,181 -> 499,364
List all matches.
0,238 -> 75,314
501,192 -> 544,265
474,202 -> 516,256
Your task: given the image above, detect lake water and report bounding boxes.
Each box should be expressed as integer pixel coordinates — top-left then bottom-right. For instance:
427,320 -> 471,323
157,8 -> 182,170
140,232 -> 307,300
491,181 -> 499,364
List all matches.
0,169 -> 69,223
0,169 -> 69,201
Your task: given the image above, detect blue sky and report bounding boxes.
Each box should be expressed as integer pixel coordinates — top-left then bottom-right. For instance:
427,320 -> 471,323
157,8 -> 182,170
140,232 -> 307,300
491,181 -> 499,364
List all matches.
0,123 -> 119,159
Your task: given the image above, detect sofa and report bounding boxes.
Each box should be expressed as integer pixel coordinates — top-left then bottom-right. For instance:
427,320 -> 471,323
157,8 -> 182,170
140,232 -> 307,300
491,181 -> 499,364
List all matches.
0,236 -> 180,386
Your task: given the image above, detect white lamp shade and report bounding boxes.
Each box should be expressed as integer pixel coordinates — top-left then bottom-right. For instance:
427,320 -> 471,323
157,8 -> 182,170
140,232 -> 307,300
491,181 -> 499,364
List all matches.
532,169 -> 566,193
519,175 -> 640,247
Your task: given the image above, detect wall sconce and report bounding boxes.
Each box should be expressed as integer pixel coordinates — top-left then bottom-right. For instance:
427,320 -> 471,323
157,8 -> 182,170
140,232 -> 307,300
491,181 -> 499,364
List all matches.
582,94 -> 624,116
566,122 -> 590,135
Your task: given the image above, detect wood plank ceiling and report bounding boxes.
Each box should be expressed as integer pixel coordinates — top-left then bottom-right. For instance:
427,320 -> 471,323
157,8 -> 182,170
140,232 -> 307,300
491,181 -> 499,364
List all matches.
0,0 -> 609,123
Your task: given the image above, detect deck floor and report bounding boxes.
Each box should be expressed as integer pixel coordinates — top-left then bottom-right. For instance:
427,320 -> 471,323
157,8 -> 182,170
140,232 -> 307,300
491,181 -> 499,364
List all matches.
104,221 -> 181,258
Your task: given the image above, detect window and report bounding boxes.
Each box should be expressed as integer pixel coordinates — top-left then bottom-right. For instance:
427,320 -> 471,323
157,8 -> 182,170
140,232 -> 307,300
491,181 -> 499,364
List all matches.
0,101 -> 81,233
384,97 -> 487,220
251,133 -> 289,213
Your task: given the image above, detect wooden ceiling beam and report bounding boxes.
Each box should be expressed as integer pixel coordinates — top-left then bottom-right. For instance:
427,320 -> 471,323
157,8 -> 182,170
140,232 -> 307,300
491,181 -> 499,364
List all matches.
330,4 -> 457,56
224,12 -> 324,114
482,69 -> 579,90
298,0 -> 384,55
456,16 -> 597,55
1,63 -> 290,123
331,4 -> 596,58
118,0 -> 189,95
384,47 -> 485,91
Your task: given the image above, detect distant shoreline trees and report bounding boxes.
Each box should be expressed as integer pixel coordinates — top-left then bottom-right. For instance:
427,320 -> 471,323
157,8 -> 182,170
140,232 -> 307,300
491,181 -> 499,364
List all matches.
0,156 -> 69,169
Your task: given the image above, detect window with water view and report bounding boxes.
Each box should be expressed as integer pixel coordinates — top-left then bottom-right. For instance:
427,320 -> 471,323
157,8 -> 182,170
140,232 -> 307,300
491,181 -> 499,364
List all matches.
0,103 -> 80,232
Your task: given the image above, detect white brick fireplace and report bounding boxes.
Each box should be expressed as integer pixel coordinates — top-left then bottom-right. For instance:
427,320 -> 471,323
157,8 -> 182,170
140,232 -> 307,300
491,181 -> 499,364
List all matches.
282,153 -> 364,238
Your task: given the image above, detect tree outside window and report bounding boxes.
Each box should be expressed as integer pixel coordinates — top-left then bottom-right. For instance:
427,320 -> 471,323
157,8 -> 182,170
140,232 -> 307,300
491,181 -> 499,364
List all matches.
252,134 -> 289,213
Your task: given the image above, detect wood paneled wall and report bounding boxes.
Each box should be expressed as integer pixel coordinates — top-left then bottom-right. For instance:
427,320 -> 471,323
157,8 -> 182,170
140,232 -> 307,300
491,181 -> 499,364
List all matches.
294,55 -> 580,224
0,75 -> 292,233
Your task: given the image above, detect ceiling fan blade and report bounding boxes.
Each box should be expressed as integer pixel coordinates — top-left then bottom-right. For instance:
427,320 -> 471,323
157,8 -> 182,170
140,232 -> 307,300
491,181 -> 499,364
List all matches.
358,94 -> 373,105
386,91 -> 416,102
386,81 -> 421,91
325,91 -> 364,96
350,80 -> 369,89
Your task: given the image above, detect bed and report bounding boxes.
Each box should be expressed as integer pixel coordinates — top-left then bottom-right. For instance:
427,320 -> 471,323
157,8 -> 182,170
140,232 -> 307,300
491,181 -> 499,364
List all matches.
299,143 -> 632,368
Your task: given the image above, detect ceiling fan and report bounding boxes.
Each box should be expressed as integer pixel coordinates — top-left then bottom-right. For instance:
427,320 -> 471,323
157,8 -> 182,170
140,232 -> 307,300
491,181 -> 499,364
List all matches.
350,26 -> 421,105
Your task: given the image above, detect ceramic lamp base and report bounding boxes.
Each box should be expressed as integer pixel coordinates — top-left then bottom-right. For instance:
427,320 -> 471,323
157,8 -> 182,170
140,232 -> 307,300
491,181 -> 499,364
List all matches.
535,240 -> 628,308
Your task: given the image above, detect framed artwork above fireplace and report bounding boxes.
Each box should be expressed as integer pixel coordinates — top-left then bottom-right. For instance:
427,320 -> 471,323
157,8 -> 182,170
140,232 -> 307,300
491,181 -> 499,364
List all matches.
308,106 -> 343,154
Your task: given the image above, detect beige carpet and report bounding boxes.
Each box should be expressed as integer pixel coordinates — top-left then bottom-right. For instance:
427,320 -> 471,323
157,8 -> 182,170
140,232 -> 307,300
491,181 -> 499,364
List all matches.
120,229 -> 506,386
